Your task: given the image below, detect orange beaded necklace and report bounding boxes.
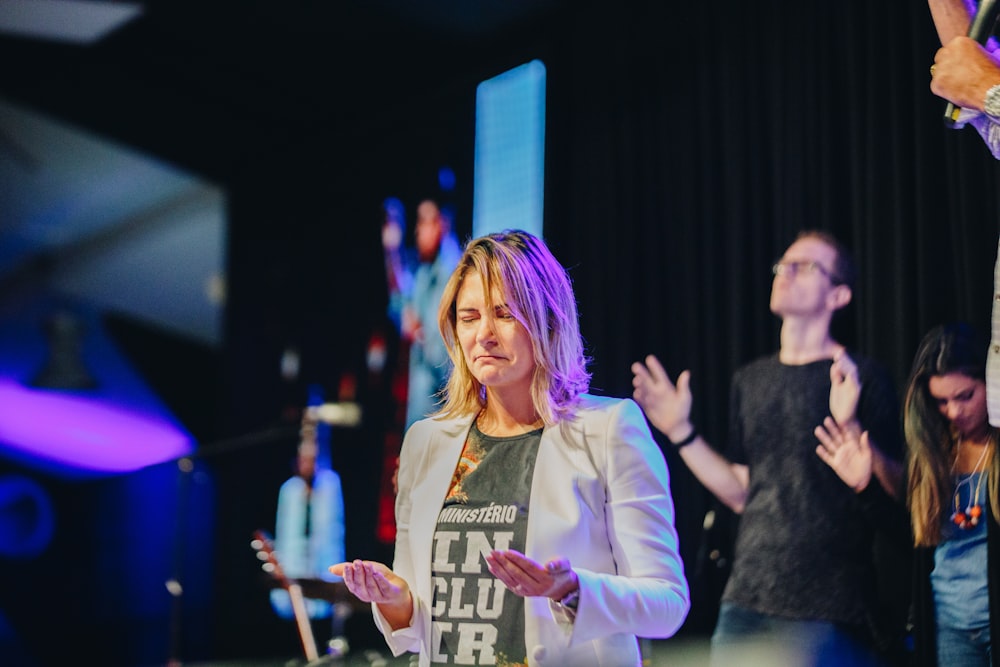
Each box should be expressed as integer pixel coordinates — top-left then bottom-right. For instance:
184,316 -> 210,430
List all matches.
951,439 -> 991,530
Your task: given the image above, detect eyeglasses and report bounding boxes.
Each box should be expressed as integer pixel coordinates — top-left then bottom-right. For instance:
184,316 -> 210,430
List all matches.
771,260 -> 841,284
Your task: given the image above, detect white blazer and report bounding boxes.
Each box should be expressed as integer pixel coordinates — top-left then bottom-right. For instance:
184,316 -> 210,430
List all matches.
373,394 -> 690,666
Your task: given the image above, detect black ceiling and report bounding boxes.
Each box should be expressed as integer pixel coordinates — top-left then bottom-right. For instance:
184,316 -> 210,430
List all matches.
0,0 -> 569,183
0,0 -> 575,303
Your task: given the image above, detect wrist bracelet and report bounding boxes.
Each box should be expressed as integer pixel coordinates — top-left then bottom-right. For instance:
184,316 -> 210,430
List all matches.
668,428 -> 698,448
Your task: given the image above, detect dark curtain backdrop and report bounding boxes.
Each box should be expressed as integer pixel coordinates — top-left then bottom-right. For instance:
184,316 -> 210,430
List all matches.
546,0 -> 999,396
214,0 -> 1000,655
534,0 -> 1000,632
16,0 -> 1000,662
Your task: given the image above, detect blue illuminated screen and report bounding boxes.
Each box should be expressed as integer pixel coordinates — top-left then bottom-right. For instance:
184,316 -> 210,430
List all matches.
473,59 -> 546,238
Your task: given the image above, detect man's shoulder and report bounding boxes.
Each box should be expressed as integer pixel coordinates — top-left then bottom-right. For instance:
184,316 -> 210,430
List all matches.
733,353 -> 781,378
848,350 -> 895,384
733,349 -> 890,375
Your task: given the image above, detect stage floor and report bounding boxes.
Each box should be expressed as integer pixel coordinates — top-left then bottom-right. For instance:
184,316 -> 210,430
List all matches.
182,635 -> 717,667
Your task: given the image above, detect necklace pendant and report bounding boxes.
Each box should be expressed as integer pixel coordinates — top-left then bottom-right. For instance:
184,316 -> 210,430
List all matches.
951,505 -> 983,529
951,438 -> 992,530
968,504 -> 982,527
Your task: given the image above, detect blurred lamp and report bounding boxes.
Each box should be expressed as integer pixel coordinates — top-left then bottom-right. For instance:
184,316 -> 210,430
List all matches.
29,310 -> 99,390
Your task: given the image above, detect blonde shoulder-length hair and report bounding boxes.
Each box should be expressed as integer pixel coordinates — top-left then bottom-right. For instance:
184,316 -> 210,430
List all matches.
433,229 -> 590,424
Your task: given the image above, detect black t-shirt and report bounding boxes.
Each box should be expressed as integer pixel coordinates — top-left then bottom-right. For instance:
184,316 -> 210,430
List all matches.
722,353 -> 902,627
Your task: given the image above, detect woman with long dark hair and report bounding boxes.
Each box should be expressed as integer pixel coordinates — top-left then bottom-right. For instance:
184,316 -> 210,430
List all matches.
904,323 -> 998,666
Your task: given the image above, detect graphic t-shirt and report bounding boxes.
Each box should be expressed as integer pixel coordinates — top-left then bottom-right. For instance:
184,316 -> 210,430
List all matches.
430,423 -> 541,666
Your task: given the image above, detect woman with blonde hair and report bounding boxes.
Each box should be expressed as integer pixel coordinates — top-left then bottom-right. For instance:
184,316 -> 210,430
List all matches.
331,229 -> 689,666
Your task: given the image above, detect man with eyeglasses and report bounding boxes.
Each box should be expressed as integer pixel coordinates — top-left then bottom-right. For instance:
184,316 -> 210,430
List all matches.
632,230 -> 907,666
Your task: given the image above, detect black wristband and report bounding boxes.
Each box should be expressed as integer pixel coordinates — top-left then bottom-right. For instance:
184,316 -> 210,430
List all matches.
668,428 -> 698,448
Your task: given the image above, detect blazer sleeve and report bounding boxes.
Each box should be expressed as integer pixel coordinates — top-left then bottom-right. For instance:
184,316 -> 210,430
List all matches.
565,398 -> 691,643
370,419 -> 431,657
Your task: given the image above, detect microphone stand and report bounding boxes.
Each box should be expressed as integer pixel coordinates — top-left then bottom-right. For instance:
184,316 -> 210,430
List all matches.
163,401 -> 361,666
164,423 -> 300,667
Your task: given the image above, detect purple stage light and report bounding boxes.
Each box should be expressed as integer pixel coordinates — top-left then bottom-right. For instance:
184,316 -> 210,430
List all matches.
0,378 -> 193,476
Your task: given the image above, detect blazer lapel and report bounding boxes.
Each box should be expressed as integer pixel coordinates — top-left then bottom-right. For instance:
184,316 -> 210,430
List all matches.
408,415 -> 473,597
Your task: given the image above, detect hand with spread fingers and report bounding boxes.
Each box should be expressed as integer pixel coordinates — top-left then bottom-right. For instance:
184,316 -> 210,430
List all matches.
814,416 -> 872,493
630,354 -> 693,440
484,550 -> 578,601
